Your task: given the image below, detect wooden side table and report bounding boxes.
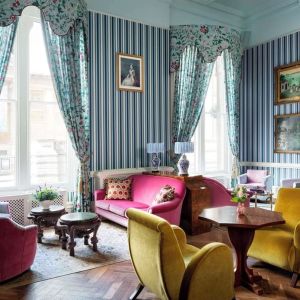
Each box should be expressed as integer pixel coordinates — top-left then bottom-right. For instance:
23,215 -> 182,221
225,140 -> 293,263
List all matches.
28,205 -> 66,243
57,212 -> 101,256
143,171 -> 211,234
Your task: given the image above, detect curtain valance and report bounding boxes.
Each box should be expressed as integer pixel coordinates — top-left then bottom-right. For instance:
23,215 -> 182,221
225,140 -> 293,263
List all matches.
170,25 -> 242,72
0,0 -> 87,35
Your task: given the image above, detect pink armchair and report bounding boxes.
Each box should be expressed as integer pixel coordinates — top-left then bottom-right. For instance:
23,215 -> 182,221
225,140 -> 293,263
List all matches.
238,169 -> 272,192
0,217 -> 37,282
94,174 -> 186,227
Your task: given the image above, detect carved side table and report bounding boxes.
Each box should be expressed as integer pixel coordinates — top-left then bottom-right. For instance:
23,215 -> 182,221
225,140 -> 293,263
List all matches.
57,212 -> 101,257
27,205 -> 66,243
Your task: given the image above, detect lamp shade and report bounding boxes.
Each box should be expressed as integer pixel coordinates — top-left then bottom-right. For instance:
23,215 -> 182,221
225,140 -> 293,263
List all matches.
174,142 -> 194,154
147,143 -> 165,153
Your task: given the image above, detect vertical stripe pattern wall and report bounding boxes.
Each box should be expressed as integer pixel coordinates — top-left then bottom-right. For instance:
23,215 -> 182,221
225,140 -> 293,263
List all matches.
240,32 -> 300,185
89,12 -> 170,172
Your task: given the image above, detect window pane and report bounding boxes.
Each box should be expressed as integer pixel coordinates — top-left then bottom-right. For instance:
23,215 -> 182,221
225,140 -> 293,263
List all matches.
29,21 -> 68,184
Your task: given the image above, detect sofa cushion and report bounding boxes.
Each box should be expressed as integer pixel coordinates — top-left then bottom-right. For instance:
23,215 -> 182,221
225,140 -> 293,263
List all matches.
246,170 -> 267,184
153,185 -> 175,204
95,200 -> 110,210
109,201 -> 149,217
105,178 -> 132,200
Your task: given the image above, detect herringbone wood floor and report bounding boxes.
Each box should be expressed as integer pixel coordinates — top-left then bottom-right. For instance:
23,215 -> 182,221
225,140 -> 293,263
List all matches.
1,228 -> 300,300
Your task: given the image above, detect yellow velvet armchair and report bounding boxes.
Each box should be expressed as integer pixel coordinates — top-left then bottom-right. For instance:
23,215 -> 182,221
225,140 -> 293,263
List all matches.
248,188 -> 300,287
126,208 -> 235,300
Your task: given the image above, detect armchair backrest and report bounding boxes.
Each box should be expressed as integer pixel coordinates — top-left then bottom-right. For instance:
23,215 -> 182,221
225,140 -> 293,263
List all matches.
127,208 -> 185,300
246,170 -> 268,183
275,188 -> 300,232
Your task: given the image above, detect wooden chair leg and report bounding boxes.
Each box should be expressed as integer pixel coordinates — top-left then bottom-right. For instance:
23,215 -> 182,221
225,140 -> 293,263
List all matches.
129,283 -> 144,300
291,272 -> 299,287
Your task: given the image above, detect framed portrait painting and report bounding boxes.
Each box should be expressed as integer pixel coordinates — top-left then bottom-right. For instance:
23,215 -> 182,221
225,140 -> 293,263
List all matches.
116,53 -> 144,92
274,113 -> 300,153
275,61 -> 300,104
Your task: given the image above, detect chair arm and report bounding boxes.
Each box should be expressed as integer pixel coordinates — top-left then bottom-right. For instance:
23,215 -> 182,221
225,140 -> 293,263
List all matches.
294,221 -> 300,249
238,173 -> 247,184
179,242 -> 235,300
262,175 -> 273,192
0,202 -> 10,214
94,189 -> 106,201
149,196 -> 182,214
171,225 -> 187,247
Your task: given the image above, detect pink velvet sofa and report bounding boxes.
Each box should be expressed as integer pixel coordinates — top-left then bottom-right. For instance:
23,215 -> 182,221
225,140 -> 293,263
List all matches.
94,174 -> 186,227
0,217 -> 38,282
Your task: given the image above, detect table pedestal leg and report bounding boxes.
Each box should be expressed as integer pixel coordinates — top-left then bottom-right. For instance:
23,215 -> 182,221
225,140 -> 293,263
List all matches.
69,227 -> 76,257
91,223 -> 100,251
228,227 -> 263,295
84,234 -> 89,245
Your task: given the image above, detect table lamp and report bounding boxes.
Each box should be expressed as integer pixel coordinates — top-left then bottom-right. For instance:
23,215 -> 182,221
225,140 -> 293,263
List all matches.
174,142 -> 194,175
147,143 -> 165,172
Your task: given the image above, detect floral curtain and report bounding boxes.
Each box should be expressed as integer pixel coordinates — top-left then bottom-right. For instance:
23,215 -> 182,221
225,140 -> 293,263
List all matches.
0,23 -> 17,93
170,25 -> 242,181
42,16 -> 90,211
171,45 -> 214,163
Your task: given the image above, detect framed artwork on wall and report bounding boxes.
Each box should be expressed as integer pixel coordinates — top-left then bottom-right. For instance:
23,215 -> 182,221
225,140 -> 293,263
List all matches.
116,53 -> 144,92
274,113 -> 300,153
275,61 -> 300,104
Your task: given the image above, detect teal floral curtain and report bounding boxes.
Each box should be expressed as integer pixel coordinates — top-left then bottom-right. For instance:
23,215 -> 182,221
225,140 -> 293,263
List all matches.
223,49 -> 242,185
170,25 -> 242,175
0,23 -> 17,93
41,16 -> 90,211
171,46 -> 214,163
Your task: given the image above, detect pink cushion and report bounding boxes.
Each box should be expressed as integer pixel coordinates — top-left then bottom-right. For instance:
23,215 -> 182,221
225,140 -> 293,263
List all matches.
109,201 -> 149,217
95,200 -> 110,210
246,170 -> 267,184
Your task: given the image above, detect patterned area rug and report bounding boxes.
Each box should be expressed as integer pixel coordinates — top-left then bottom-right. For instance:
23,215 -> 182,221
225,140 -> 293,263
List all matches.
1,221 -> 130,289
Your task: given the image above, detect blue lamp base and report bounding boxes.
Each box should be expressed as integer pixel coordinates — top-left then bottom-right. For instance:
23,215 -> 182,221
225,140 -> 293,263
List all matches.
177,154 -> 189,175
151,153 -> 160,172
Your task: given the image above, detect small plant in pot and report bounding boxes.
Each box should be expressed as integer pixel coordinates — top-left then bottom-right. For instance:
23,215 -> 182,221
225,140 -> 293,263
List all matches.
34,185 -> 59,211
231,186 -> 248,216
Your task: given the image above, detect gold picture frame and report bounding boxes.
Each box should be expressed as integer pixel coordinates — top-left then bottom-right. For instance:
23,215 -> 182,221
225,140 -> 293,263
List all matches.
274,113 -> 300,153
275,61 -> 300,104
116,53 -> 144,92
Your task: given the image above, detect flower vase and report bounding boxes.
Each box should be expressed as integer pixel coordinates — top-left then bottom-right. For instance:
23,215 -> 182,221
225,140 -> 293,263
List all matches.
236,202 -> 245,216
40,200 -> 52,211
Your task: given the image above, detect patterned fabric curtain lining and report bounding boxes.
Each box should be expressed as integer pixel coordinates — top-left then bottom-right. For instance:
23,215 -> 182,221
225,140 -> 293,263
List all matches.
0,0 -> 87,36
0,1 -> 90,211
170,25 -> 242,181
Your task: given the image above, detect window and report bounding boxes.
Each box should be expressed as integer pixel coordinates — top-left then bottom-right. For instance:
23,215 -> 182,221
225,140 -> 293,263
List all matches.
0,7 -> 76,190
187,54 -> 231,177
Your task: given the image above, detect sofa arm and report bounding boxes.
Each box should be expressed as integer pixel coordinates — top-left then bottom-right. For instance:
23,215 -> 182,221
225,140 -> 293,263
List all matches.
0,202 -> 10,214
171,225 -> 187,247
94,189 -> 106,201
263,175 -> 273,192
238,174 -> 247,184
294,222 -> 300,249
179,242 -> 234,300
149,196 -> 182,214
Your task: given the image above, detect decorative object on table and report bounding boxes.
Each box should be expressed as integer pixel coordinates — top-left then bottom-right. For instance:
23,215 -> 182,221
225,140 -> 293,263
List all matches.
274,113 -> 300,153
237,169 -> 272,192
174,142 -> 194,175
147,142 -> 165,172
116,53 -> 144,92
104,177 -> 132,200
275,61 -> 300,104
33,185 -> 59,211
57,212 -> 101,257
27,205 -> 66,243
231,186 -> 248,216
153,184 -> 175,204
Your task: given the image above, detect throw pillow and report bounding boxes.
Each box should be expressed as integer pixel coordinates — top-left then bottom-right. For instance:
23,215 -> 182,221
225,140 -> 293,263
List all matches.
105,178 -> 132,200
153,185 -> 175,204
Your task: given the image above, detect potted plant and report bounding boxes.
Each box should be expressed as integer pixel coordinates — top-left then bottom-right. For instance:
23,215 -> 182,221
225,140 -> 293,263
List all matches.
231,186 -> 248,216
33,185 -> 59,211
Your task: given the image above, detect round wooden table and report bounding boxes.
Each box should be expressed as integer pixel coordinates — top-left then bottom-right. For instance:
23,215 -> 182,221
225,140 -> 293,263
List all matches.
57,212 -> 101,256
199,206 -> 285,295
28,205 -> 66,243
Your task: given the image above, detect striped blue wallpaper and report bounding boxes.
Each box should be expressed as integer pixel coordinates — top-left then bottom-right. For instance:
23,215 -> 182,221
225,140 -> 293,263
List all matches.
89,12 -> 170,171
240,32 -> 300,185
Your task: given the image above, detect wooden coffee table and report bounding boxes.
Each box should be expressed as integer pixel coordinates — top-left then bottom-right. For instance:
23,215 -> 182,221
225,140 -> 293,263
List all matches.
199,206 -> 285,295
57,212 -> 101,256
28,205 -> 66,243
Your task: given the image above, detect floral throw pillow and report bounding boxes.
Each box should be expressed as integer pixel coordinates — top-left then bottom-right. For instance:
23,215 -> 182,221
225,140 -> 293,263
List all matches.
153,185 -> 175,204
105,178 -> 132,200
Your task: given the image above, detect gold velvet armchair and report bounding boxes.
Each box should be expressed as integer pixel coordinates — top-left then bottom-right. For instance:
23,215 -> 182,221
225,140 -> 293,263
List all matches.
248,188 -> 300,287
126,208 -> 235,300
